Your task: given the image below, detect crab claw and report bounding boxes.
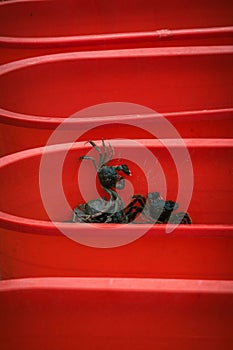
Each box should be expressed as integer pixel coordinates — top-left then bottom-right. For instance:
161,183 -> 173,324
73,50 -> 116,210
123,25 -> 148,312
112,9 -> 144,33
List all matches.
120,164 -> 131,176
116,177 -> 125,190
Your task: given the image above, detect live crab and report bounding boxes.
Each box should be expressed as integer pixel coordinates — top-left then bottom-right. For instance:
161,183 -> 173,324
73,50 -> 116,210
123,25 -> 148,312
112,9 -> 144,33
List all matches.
133,191 -> 192,224
75,139 -> 144,223
78,139 -> 131,198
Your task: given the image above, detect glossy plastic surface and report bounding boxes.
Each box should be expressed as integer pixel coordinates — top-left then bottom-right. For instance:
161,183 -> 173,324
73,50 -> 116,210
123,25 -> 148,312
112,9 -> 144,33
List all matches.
0,0 -> 232,63
0,47 -> 233,155
0,139 -> 232,279
1,277 -> 233,350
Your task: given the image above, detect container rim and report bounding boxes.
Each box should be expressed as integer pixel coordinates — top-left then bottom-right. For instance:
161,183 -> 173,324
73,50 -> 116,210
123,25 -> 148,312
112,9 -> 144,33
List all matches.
1,45 -> 233,72
0,26 -> 232,48
0,108 -> 233,129
1,209 -> 232,236
1,276 -> 233,294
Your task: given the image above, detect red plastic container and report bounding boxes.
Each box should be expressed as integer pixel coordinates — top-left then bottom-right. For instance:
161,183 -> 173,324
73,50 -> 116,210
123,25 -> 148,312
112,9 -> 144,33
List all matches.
0,0 -> 232,64
1,46 -> 233,155
0,139 -> 232,280
1,277 -> 233,350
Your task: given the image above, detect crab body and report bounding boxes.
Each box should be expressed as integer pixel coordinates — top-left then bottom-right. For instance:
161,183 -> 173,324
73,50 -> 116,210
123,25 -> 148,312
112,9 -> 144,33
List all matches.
73,194 -> 145,224
98,166 -> 120,189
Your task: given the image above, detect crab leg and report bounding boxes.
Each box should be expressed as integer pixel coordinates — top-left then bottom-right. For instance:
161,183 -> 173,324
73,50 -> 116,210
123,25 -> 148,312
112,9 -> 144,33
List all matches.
125,196 -> 146,213
87,140 -> 103,169
124,195 -> 146,222
115,177 -> 125,190
78,156 -> 98,170
104,142 -> 114,165
101,139 -> 108,165
101,186 -> 118,200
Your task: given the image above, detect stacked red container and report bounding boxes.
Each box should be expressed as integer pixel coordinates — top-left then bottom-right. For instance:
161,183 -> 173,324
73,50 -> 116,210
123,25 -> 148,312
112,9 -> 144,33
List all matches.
0,0 -> 233,64
0,1 -> 233,349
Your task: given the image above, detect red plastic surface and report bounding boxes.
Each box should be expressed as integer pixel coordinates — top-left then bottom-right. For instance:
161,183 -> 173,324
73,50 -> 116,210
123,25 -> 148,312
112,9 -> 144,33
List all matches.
0,47 -> 233,155
0,0 -> 233,63
0,277 -> 233,350
0,139 -> 232,279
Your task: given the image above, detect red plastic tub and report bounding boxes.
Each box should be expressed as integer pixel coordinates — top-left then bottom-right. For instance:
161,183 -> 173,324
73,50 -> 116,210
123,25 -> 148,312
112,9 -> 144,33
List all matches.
0,139 -> 232,280
0,0 -> 232,64
1,46 -> 233,155
1,277 -> 233,350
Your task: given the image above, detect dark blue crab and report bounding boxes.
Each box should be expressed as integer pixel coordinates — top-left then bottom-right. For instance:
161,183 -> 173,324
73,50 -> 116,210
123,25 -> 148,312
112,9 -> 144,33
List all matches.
133,192 -> 192,224
78,139 -> 131,197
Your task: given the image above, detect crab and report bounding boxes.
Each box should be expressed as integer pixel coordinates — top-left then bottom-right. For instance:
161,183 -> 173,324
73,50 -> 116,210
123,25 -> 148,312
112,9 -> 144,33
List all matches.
73,194 -> 146,224
78,139 -> 131,197
133,191 -> 192,224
